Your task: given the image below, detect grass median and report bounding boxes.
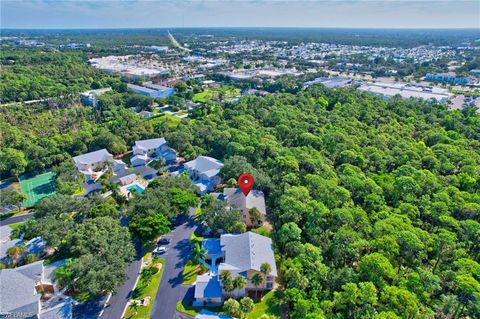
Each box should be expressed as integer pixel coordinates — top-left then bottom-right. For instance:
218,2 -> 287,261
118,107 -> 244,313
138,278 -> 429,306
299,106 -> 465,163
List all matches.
123,257 -> 166,319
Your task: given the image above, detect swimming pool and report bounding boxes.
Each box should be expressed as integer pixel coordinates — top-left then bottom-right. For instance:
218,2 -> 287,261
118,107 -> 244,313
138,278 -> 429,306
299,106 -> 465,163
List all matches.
127,184 -> 145,194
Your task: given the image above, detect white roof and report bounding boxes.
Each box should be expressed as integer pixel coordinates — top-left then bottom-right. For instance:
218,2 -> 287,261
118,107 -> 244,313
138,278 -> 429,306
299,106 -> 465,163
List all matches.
73,149 -> 112,165
220,232 -> 277,276
358,81 -> 453,102
134,138 -> 167,151
119,174 -> 137,184
185,156 -> 223,178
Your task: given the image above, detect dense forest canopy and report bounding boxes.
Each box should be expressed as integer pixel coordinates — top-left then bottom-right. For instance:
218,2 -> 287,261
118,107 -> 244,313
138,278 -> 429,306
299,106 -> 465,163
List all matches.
2,28 -> 479,47
157,87 -> 480,318
1,43 -> 479,317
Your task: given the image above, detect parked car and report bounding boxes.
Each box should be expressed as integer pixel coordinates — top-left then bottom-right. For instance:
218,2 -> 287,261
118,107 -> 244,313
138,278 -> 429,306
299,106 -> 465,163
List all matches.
153,246 -> 167,255
157,237 -> 170,245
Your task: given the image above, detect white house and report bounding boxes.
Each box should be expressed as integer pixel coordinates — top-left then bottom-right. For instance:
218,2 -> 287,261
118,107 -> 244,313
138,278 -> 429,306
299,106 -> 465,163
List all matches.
73,149 -> 114,182
184,156 -> 224,194
131,138 -> 177,167
194,232 -> 277,306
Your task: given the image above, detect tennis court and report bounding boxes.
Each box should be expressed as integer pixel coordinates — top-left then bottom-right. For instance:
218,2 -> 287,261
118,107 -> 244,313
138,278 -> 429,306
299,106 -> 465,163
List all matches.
19,172 -> 56,208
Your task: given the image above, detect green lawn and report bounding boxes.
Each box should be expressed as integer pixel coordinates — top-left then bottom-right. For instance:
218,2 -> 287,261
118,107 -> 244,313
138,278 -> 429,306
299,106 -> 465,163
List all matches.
193,86 -> 241,103
147,113 -> 182,128
251,224 -> 271,237
182,233 -> 207,284
123,258 -> 166,319
182,262 -> 207,285
19,172 -> 56,208
247,291 -> 281,319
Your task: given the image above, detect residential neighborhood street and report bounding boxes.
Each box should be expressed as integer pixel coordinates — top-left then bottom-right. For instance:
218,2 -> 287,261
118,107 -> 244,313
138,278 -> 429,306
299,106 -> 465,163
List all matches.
150,207 -> 198,319
99,241 -> 143,319
1,212 -> 34,225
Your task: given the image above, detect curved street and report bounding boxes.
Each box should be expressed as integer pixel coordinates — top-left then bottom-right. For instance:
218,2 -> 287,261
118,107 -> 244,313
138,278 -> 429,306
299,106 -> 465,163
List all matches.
150,208 -> 198,319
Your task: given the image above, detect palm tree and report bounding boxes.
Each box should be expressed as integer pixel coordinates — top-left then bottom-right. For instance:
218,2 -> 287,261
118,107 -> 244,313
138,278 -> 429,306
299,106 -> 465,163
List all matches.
260,262 -> 272,290
233,275 -> 248,298
10,190 -> 26,211
191,242 -> 206,261
220,271 -> 235,298
250,273 -> 263,300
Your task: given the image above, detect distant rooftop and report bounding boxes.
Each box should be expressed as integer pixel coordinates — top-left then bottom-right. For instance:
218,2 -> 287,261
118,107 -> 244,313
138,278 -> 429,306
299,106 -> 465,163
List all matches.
73,149 -> 112,165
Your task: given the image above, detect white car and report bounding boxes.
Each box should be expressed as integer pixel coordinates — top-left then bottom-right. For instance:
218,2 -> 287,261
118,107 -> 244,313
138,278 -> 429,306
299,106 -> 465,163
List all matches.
153,246 -> 167,255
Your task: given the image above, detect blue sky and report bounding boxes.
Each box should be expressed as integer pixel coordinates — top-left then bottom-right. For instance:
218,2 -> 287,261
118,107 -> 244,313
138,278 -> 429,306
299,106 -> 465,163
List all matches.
1,0 -> 479,29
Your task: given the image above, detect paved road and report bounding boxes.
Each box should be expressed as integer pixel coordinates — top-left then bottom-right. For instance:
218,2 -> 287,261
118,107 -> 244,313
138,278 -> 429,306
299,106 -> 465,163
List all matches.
100,241 -> 143,319
150,208 -> 198,319
0,212 -> 34,225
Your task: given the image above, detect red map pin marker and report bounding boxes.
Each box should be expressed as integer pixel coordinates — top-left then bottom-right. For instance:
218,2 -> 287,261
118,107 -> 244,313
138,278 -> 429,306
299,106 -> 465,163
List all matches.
238,173 -> 254,196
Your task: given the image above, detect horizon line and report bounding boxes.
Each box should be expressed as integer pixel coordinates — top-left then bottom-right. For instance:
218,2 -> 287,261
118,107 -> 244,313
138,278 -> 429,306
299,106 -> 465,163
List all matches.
2,26 -> 479,31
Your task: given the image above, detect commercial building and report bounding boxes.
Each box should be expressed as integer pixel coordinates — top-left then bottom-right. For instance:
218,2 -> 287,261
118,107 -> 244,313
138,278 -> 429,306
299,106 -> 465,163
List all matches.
358,81 -> 453,103
127,83 -> 174,98
303,77 -> 352,89
425,73 -> 470,85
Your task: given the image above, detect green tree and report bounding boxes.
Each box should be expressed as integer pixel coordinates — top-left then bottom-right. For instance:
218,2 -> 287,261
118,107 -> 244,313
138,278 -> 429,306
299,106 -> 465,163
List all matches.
239,297 -> 254,318
250,272 -> 263,300
0,148 -> 27,180
223,298 -> 241,317
358,253 -> 395,288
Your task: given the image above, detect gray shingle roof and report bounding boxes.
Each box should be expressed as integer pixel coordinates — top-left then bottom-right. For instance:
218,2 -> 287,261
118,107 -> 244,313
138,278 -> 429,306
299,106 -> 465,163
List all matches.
184,156 -> 223,178
222,188 -> 266,215
220,232 -> 277,276
73,149 -> 112,165
0,261 -> 43,315
134,138 -> 166,151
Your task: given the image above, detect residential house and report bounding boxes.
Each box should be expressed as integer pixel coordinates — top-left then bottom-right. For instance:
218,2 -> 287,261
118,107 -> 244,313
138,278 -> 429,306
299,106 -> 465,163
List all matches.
72,149 -> 114,182
184,156 -> 224,194
130,138 -> 177,167
80,88 -> 112,107
112,159 -> 127,174
194,232 -> 277,305
0,261 -> 72,319
1,229 -> 47,265
194,275 -> 223,306
137,110 -> 155,119
212,188 -> 266,227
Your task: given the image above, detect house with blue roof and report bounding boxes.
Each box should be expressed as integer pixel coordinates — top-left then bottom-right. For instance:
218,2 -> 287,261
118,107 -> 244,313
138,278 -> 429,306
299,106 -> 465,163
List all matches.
193,232 -> 277,306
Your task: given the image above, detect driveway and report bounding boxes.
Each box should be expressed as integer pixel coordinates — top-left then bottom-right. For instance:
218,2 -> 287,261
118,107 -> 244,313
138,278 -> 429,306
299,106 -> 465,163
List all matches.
99,241 -> 143,319
150,208 -> 198,319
